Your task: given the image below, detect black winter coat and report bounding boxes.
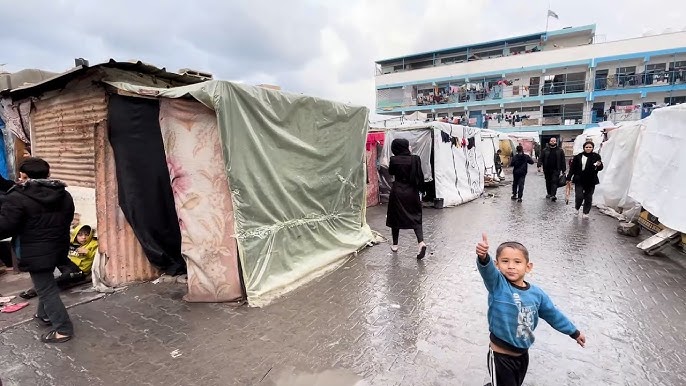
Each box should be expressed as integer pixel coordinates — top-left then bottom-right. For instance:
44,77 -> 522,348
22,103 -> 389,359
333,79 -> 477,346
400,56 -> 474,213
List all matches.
386,155 -> 424,229
511,153 -> 534,176
0,180 -> 75,272
537,146 -> 566,173
566,152 -> 604,188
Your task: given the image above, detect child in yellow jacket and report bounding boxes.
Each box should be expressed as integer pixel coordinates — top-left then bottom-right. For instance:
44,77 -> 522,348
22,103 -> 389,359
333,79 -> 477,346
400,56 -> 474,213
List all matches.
20,224 -> 98,300
66,225 -> 98,274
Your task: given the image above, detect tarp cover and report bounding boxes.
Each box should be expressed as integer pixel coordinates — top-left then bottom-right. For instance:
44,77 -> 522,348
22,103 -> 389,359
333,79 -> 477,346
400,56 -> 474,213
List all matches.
374,121 -> 484,207
593,121 -> 645,220
478,129 -> 500,179
628,104 -> 686,232
107,81 -> 374,305
572,127 -> 605,155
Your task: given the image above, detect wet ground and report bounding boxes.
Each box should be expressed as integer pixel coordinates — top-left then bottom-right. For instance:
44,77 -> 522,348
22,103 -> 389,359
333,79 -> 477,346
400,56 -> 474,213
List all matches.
1,170 -> 685,386
0,271 -> 103,332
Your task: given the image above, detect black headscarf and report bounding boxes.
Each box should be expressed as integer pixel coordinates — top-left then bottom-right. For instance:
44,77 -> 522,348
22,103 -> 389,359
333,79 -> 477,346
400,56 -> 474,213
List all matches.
391,138 -> 411,156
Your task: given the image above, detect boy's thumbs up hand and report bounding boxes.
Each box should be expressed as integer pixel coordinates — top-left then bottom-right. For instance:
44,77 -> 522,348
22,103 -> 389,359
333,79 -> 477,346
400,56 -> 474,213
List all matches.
476,233 -> 489,259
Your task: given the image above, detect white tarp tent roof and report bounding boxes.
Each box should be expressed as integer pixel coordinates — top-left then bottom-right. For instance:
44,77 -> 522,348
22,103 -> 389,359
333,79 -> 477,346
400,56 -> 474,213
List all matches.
628,104 -> 686,232
573,122 -> 617,155
477,129 -> 502,180
594,120 -> 645,220
371,120 -> 485,207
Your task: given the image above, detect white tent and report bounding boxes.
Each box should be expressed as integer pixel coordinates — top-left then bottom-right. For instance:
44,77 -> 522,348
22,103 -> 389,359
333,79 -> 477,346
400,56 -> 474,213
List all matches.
507,132 -> 541,143
594,120 -> 645,221
572,121 -> 616,155
373,120 -> 485,207
478,129 -> 502,181
628,104 -> 686,233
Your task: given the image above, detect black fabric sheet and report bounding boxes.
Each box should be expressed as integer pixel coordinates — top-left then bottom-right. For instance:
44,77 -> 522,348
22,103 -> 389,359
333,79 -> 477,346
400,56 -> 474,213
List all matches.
107,94 -> 186,275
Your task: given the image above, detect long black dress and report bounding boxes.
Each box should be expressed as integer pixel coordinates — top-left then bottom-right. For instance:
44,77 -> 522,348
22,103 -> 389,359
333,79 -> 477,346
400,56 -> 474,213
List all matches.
386,151 -> 424,229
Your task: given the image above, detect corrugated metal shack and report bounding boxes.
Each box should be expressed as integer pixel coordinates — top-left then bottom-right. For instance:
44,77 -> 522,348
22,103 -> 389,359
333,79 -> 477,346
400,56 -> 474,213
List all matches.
1,60 -> 205,286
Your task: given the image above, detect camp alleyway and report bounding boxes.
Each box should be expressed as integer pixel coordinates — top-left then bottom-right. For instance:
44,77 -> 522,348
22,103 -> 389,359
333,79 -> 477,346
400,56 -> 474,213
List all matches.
1,172 -> 685,386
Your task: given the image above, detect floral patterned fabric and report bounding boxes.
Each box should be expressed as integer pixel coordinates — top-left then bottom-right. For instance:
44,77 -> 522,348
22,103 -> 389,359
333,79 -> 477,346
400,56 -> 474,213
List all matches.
159,99 -> 242,302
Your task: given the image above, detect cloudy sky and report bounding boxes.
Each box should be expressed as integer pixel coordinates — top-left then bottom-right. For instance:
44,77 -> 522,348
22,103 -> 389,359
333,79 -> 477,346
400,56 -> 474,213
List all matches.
1,0 -> 684,111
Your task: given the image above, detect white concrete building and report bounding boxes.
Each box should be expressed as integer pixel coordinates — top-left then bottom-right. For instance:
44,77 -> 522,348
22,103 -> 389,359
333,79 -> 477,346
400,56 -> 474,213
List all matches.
374,24 -> 686,142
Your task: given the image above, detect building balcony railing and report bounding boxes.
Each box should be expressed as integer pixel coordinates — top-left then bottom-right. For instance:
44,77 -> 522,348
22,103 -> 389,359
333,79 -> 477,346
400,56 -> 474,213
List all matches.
376,80 -> 590,111
434,104 -> 665,129
595,68 -> 686,90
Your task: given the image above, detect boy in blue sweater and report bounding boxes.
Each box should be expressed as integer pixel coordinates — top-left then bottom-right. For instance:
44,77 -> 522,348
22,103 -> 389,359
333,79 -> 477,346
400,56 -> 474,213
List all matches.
476,234 -> 586,386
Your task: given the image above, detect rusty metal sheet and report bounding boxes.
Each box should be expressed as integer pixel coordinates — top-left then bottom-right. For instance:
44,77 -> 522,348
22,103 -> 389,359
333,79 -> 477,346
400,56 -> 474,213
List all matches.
94,118 -> 159,286
30,86 -> 105,188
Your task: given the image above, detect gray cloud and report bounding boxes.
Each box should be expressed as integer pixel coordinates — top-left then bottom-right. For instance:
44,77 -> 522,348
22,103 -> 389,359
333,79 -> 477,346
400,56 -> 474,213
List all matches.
1,0 -> 684,108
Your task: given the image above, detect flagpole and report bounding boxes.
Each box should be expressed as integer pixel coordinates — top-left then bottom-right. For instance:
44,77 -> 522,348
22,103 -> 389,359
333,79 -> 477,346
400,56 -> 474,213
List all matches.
545,9 -> 549,34
545,0 -> 551,34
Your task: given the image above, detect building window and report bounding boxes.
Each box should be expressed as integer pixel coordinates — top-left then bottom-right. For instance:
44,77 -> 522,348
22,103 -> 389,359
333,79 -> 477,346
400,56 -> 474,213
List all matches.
427,114 -> 435,119
616,66 -> 636,74
665,96 -> 686,105
409,59 -> 434,70
611,100 -> 634,107
520,106 -> 541,112
646,63 -> 666,71
510,46 -> 526,54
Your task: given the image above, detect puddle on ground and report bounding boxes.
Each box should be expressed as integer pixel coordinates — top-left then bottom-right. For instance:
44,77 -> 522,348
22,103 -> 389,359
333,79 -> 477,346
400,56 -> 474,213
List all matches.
261,367 -> 368,386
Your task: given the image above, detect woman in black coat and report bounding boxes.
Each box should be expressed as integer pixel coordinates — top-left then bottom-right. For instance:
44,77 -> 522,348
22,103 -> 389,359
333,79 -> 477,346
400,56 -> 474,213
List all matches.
566,141 -> 603,218
386,138 -> 427,259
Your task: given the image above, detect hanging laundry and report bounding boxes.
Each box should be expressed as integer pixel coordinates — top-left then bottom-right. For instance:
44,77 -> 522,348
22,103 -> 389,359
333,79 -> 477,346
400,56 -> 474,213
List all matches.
467,137 -> 476,149
440,131 -> 451,143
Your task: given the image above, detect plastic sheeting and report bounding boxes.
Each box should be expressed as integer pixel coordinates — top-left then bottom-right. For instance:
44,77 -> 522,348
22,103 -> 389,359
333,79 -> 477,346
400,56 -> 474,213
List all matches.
375,121 -> 484,207
380,129 -> 433,181
477,129 -> 500,180
594,121 -> 645,220
572,127 -> 605,155
106,81 -> 374,306
628,104 -> 686,233
432,125 -> 484,206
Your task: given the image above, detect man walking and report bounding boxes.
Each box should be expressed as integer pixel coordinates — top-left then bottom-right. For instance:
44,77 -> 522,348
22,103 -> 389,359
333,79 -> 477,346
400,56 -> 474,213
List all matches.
510,145 -> 534,202
0,158 -> 75,343
537,137 -> 566,201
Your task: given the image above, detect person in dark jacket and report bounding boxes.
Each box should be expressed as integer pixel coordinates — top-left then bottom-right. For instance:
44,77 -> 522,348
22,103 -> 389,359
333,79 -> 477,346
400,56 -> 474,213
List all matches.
0,158 -> 75,343
386,138 -> 427,259
510,145 -> 534,202
537,137 -> 566,201
566,141 -> 604,219
494,150 -> 503,178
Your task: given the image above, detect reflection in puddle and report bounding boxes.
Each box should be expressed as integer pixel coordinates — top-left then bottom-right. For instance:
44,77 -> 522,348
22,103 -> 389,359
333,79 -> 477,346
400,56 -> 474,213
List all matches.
261,367 -> 368,386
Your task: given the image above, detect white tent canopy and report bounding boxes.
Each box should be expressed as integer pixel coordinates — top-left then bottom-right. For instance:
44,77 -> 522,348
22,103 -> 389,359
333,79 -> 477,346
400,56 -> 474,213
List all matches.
478,129 -> 501,180
573,122 -> 617,155
594,121 -> 645,221
372,120 -> 485,207
628,104 -> 686,232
